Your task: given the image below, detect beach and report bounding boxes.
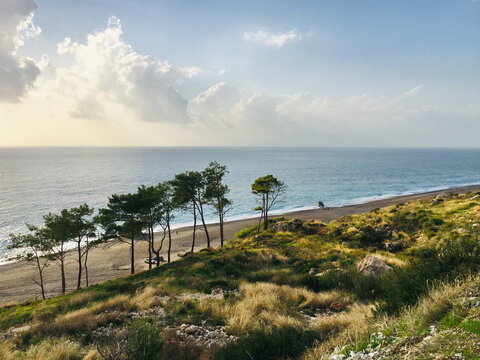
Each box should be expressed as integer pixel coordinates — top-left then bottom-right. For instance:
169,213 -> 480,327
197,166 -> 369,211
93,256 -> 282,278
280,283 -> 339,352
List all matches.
1,184 -> 479,305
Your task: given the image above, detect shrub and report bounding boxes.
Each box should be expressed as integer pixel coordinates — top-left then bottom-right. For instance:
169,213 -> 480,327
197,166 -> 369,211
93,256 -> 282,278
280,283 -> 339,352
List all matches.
160,328 -> 208,360
214,326 -> 322,360
124,319 -> 163,360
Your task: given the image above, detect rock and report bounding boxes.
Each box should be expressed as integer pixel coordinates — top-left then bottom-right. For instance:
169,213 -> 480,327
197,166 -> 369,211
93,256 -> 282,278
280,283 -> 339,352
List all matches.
177,252 -> 188,258
185,325 -> 199,334
308,267 -> 318,276
329,302 -> 344,312
318,201 -> 325,208
357,256 -> 392,276
274,219 -> 304,232
457,228 -> 470,235
385,241 -> 403,253
180,323 -> 188,331
10,325 -> 31,335
315,268 -> 345,277
208,331 -> 219,339
436,193 -> 450,200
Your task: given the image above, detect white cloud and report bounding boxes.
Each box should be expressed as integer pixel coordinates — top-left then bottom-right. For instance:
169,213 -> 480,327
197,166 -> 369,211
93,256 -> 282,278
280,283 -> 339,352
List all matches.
243,29 -> 302,47
50,16 -> 201,123
0,0 -> 41,102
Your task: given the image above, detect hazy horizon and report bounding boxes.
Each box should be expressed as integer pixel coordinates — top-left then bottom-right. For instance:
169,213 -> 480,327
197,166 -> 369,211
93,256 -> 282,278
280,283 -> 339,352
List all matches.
1,0 -> 479,147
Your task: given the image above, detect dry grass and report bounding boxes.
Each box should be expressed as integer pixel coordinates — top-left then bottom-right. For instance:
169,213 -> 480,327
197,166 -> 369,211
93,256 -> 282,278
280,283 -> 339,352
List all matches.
303,304 -> 375,360
200,282 -> 352,335
371,252 -> 407,267
396,275 -> 479,335
89,294 -> 134,314
303,275 -> 480,359
67,292 -> 98,307
130,286 -> 163,310
39,294 -> 134,334
0,340 -> 16,360
23,338 -> 85,360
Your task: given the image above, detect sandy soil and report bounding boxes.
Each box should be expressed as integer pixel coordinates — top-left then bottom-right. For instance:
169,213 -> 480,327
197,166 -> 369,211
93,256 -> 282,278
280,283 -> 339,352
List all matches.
1,184 -> 479,305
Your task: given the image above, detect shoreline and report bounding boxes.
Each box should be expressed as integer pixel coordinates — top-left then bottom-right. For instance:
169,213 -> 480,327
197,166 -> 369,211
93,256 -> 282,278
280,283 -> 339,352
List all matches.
1,183 -> 479,305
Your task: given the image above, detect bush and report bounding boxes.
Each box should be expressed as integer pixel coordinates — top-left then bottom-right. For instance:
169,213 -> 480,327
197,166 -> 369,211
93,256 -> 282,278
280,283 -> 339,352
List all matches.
124,319 -> 163,360
161,328 -> 207,360
214,326 -> 322,360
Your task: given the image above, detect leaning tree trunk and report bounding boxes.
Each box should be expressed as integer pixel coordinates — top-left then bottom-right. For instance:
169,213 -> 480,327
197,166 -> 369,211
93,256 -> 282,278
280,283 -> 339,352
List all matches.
197,201 -> 211,247
191,201 -> 197,253
167,219 -> 172,263
263,195 -> 269,230
35,254 -> 46,300
84,236 -> 90,287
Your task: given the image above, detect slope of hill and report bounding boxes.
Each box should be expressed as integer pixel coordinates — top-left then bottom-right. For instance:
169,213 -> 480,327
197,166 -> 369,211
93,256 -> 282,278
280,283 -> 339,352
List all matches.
0,191 -> 479,360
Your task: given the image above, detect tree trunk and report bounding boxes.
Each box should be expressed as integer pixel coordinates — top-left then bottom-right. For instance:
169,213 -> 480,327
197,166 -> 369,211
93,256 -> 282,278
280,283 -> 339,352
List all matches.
197,200 -> 211,247
60,243 -> 66,294
257,208 -> 263,233
191,201 -> 197,253
61,259 -> 66,294
84,236 -> 89,287
263,194 -> 269,230
147,226 -> 152,270
130,235 -> 135,274
35,254 -> 46,300
167,218 -> 172,263
219,213 -> 224,247
76,239 -> 82,290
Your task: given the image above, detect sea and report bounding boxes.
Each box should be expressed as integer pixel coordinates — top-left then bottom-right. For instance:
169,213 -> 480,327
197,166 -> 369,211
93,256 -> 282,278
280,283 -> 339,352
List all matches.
1,147 -> 480,261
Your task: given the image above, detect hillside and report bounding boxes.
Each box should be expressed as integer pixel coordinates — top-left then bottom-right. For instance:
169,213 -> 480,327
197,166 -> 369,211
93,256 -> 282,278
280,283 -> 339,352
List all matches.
0,191 -> 479,360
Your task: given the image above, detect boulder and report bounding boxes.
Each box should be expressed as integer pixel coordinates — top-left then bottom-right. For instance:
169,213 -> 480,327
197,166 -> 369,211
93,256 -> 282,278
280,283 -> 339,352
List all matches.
185,325 -> 199,335
274,219 -> 304,232
357,256 -> 392,276
308,267 -> 318,276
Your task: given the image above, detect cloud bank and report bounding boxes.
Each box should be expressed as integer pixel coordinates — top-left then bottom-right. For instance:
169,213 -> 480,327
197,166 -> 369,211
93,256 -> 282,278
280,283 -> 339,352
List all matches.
0,0 -> 41,102
1,13 -> 479,147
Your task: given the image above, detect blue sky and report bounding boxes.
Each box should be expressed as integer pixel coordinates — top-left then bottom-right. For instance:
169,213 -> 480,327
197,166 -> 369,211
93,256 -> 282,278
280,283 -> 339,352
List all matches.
1,0 -> 479,146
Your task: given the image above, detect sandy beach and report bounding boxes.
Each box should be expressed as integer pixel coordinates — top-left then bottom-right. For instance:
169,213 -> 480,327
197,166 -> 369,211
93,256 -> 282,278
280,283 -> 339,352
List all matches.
1,184 -> 479,305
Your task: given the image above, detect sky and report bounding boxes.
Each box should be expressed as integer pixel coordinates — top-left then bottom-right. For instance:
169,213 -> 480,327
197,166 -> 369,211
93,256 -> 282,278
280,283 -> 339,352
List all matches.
0,0 -> 479,147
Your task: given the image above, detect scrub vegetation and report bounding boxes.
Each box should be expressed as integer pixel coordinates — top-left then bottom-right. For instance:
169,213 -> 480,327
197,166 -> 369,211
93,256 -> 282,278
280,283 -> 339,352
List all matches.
1,192 -> 480,359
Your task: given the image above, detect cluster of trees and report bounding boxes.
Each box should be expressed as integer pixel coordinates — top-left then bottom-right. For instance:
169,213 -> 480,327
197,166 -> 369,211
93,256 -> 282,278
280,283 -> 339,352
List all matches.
9,162 -> 285,299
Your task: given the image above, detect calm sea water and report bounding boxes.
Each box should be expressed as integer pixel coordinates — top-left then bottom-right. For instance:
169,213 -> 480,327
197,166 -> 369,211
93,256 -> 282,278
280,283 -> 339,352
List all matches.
1,147 -> 480,260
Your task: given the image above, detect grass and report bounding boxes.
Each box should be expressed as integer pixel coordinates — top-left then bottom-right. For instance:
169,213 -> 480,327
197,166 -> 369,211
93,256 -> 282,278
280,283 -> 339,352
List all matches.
1,192 -> 480,359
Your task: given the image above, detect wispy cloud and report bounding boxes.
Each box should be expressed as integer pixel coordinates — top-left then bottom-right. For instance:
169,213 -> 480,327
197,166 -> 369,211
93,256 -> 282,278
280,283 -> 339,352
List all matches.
243,29 -> 301,47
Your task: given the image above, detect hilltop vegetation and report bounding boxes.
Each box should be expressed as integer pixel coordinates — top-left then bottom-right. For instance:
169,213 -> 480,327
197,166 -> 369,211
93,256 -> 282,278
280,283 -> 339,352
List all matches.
1,192 -> 479,359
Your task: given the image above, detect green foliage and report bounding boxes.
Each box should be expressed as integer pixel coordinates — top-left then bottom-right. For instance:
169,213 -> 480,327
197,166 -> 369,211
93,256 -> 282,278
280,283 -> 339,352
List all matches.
460,319 -> 480,335
125,319 -> 163,360
235,224 -> 258,238
440,311 -> 463,328
214,326 -> 322,360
